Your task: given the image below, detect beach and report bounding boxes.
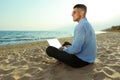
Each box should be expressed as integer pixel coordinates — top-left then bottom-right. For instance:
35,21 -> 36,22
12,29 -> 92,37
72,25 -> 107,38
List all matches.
0,32 -> 120,80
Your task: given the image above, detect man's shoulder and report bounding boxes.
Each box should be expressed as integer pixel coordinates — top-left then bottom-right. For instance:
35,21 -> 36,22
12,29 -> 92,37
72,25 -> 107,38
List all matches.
78,18 -> 89,27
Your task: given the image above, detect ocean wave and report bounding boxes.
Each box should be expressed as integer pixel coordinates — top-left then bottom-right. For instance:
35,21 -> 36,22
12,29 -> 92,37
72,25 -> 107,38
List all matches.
0,31 -> 71,46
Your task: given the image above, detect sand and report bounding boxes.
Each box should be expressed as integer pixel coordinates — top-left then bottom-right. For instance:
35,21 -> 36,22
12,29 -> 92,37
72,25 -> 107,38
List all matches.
0,32 -> 120,80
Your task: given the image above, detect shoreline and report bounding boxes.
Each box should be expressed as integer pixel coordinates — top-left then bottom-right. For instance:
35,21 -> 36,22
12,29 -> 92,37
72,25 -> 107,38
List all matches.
0,31 -> 106,47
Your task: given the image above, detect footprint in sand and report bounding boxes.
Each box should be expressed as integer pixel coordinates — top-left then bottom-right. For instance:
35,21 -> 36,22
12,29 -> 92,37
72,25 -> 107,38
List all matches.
93,71 -> 106,80
93,66 -> 120,80
109,65 -> 120,74
103,67 -> 120,79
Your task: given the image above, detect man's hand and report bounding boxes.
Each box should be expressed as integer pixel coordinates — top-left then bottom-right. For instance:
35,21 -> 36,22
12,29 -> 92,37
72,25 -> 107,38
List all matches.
64,45 -> 71,48
59,47 -> 64,51
59,45 -> 71,51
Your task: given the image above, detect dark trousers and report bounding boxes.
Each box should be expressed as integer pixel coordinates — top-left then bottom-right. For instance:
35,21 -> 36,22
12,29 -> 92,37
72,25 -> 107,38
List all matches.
46,42 -> 90,68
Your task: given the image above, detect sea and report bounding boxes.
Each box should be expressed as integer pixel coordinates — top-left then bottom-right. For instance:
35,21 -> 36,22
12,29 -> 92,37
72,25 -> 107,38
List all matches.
0,31 -> 73,46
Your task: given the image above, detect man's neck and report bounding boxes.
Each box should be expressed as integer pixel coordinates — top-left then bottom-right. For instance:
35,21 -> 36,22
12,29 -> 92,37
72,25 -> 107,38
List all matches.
78,17 -> 85,23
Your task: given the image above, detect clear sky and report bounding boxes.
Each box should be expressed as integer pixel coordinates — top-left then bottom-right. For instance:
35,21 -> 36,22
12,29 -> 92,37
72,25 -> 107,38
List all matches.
0,0 -> 120,31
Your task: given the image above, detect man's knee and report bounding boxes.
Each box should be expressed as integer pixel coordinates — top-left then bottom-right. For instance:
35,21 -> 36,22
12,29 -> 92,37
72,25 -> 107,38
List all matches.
46,46 -> 54,57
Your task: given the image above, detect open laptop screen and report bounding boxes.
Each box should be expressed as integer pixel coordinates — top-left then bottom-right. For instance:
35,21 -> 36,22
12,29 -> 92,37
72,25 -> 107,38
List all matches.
47,39 -> 61,48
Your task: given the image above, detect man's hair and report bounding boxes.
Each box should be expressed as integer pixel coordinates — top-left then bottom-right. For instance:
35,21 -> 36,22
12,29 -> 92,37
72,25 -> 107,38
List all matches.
73,4 -> 87,15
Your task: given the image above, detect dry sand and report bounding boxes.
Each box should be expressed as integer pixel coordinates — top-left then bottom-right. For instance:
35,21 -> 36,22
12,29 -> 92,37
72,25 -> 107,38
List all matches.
0,32 -> 120,80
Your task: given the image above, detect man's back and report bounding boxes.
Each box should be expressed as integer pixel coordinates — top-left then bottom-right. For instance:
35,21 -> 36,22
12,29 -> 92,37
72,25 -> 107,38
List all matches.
75,18 -> 97,63
64,18 -> 97,63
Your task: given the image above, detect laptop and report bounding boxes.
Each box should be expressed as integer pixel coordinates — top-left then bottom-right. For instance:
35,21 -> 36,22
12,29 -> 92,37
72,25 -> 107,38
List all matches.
47,39 -> 62,48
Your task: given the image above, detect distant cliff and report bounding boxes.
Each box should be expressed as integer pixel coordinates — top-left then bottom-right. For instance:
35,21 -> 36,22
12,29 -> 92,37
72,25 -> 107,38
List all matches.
104,25 -> 120,32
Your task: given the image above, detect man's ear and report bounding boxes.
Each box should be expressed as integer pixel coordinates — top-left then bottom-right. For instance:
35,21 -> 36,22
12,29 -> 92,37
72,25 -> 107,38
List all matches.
81,11 -> 85,15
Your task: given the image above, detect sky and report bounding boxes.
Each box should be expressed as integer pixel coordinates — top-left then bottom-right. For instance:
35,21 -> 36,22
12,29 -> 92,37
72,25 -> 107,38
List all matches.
0,0 -> 120,31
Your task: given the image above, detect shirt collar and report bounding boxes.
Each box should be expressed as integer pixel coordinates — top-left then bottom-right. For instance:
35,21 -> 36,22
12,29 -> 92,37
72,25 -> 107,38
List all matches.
79,17 -> 87,23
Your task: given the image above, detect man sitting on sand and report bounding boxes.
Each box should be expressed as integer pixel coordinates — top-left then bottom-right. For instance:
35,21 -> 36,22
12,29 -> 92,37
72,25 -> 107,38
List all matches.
46,4 -> 97,68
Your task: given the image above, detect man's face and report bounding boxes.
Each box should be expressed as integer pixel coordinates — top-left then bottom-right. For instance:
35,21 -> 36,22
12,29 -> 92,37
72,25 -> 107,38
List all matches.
72,8 -> 81,22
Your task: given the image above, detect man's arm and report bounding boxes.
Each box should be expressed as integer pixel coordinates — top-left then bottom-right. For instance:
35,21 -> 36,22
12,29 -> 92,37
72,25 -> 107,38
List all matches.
59,41 -> 71,51
63,24 -> 86,54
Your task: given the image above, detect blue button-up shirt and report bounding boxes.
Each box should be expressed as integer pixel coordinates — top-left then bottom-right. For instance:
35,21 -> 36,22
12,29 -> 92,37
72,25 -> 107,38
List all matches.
63,18 -> 97,63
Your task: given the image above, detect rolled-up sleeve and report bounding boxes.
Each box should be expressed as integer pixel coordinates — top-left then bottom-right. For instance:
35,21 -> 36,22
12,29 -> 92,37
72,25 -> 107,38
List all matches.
63,24 -> 86,54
